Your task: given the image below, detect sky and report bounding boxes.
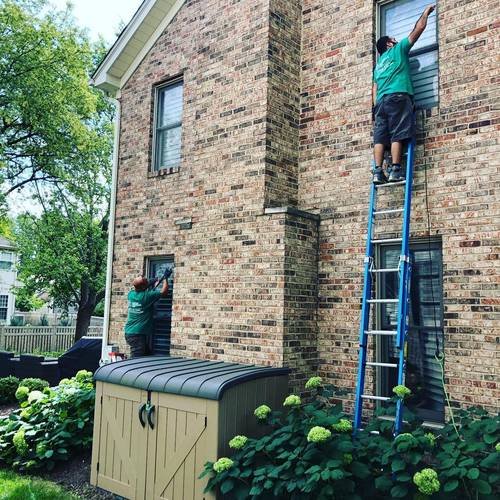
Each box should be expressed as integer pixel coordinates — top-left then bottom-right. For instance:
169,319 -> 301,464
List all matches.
51,0 -> 142,44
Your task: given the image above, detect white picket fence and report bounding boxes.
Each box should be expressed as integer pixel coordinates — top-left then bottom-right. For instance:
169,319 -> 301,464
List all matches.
0,325 -> 102,354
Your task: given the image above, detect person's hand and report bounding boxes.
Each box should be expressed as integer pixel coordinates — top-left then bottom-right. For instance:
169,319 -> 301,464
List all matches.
163,268 -> 173,279
424,5 -> 435,16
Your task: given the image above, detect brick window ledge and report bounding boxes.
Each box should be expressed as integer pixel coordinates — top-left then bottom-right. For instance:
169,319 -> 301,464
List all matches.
148,165 -> 180,178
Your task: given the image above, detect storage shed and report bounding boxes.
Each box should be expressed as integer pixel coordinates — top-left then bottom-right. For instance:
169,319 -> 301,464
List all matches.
90,356 -> 289,500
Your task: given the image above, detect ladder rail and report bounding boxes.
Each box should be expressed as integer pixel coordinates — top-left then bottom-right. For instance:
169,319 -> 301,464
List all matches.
353,181 -> 377,432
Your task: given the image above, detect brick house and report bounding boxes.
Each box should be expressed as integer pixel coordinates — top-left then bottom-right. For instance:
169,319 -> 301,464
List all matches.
92,0 -> 499,424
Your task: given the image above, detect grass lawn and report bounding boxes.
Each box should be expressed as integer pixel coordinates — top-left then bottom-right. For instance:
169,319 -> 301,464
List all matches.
0,469 -> 78,500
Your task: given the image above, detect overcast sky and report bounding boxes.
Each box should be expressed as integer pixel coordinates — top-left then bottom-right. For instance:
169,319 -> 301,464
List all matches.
52,0 -> 142,44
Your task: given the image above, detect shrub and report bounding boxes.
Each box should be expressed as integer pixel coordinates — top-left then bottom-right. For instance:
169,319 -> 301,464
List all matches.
0,371 -> 95,470
0,376 -> 20,404
18,378 -> 49,393
201,386 -> 500,499
15,386 -> 29,402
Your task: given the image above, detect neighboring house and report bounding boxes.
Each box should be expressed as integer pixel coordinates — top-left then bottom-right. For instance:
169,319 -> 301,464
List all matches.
0,236 -> 18,323
92,0 -> 498,423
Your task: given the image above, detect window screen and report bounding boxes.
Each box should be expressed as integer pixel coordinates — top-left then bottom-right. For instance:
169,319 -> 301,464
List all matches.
147,258 -> 174,355
154,80 -> 183,171
376,241 -> 444,422
0,251 -> 13,270
0,295 -> 8,321
379,0 -> 438,108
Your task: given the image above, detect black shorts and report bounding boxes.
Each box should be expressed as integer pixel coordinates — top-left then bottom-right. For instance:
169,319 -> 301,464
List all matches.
125,334 -> 150,358
373,93 -> 415,145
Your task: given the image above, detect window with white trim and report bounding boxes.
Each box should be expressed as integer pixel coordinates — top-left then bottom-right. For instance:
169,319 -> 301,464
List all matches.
0,295 -> 8,321
379,0 -> 439,108
0,251 -> 14,270
153,79 -> 183,171
376,241 -> 444,422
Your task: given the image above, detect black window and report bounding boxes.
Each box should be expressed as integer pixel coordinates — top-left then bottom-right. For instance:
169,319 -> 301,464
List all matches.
379,0 -> 439,108
147,257 -> 174,355
376,241 -> 444,422
0,295 -> 8,321
153,79 -> 183,171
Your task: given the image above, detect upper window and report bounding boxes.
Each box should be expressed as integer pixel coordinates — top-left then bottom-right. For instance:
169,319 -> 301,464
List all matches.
379,0 -> 439,108
153,80 -> 183,172
376,241 -> 444,423
0,251 -> 14,270
0,295 -> 8,321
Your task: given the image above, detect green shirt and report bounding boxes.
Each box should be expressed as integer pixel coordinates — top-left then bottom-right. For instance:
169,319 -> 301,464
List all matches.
374,37 -> 414,102
124,289 -> 162,336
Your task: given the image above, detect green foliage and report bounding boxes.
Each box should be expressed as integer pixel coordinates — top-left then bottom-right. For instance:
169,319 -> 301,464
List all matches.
13,287 -> 44,312
0,376 -> 20,404
31,349 -> 65,358
0,371 -> 95,470
14,386 -> 29,402
9,315 -> 24,326
201,386 -> 500,499
0,469 -> 78,499
19,378 -> 49,393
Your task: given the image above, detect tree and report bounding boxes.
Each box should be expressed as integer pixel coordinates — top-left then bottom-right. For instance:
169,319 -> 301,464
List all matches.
0,0 -> 101,199
7,1 -> 114,340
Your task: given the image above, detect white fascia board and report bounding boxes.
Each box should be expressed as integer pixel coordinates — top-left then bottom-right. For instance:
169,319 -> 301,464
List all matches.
91,0 -> 186,96
120,0 -> 185,89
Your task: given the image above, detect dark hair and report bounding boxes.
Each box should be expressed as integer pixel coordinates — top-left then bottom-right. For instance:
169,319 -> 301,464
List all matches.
376,36 -> 390,55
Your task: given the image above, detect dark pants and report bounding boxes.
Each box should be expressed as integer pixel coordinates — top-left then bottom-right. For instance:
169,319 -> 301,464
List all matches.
125,335 -> 150,358
374,93 -> 415,145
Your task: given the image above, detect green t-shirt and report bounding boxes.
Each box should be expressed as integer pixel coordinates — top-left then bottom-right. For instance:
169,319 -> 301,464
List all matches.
374,37 -> 414,102
124,289 -> 162,336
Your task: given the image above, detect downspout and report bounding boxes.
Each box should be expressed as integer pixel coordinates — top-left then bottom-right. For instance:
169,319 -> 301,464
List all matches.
100,95 -> 121,363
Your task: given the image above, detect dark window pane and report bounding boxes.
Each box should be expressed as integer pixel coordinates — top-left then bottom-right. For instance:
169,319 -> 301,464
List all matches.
148,259 -> 174,356
378,242 -> 444,422
156,126 -> 182,170
158,81 -> 183,127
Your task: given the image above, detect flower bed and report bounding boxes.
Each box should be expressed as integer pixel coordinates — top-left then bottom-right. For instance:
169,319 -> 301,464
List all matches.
201,379 -> 500,499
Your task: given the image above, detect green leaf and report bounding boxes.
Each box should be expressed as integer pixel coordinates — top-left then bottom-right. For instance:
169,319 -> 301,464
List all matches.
351,461 -> 370,479
444,480 -> 459,492
330,469 -> 344,481
472,479 -> 492,495
467,468 -> 480,480
395,474 -> 411,483
44,450 -> 54,458
441,457 -> 456,468
263,480 -> 273,490
220,479 -> 234,494
390,485 -> 408,498
391,459 -> 406,472
480,453 -> 499,468
320,470 -> 330,481
249,485 -> 263,496
484,434 -> 497,444
489,472 -> 500,484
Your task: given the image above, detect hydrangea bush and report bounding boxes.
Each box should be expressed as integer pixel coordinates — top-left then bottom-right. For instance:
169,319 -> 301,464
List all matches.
0,370 -> 95,470
201,377 -> 500,499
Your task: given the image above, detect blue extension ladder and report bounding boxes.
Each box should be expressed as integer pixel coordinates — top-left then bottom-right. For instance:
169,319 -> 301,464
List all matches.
353,138 -> 416,436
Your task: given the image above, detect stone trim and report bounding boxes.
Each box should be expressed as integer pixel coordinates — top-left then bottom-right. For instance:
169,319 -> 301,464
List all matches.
264,206 -> 320,222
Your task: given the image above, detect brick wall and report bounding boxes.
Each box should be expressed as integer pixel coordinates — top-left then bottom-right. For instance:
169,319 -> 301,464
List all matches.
108,0 -> 498,408
299,0 -> 499,412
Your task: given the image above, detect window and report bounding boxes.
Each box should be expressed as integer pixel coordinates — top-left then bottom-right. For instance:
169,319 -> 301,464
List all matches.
376,241 -> 444,422
379,0 -> 439,108
153,79 -> 183,171
147,257 -> 174,355
0,295 -> 8,321
0,251 -> 14,270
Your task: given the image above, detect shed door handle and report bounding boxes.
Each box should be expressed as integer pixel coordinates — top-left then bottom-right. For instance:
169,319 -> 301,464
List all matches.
138,403 -> 146,428
147,404 -> 155,429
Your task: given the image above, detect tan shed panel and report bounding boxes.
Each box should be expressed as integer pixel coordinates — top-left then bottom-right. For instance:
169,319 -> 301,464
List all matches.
91,356 -> 289,500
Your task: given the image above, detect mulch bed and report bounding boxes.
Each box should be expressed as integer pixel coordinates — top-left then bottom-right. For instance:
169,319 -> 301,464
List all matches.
0,403 -> 17,418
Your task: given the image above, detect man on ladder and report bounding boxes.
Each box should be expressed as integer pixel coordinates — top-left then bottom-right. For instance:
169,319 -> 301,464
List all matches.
372,4 -> 435,184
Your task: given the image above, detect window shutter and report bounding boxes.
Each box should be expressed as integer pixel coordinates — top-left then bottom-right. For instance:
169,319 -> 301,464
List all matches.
380,0 -> 438,108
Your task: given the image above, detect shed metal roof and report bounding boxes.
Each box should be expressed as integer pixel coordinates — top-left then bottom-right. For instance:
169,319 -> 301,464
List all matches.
94,356 -> 290,400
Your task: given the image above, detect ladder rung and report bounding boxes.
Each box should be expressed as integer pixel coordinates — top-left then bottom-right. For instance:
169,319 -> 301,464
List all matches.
367,299 -> 399,304
375,181 -> 406,188
365,330 -> 397,336
371,238 -> 402,244
361,395 -> 391,401
371,268 -> 399,273
373,208 -> 404,215
366,362 -> 398,368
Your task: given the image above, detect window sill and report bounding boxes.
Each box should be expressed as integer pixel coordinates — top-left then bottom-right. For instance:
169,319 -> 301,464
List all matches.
148,166 -> 180,178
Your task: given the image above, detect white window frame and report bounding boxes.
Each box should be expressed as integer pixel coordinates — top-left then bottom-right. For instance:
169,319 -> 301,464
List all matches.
0,295 -> 8,321
151,77 -> 184,172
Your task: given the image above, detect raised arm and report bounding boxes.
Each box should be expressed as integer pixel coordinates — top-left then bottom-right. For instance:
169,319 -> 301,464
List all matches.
408,5 -> 435,45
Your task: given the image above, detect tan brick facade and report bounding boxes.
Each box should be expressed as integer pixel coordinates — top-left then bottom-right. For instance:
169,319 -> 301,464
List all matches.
107,0 -> 499,410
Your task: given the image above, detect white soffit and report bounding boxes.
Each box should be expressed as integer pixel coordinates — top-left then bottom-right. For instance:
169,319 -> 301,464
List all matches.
90,0 -> 186,95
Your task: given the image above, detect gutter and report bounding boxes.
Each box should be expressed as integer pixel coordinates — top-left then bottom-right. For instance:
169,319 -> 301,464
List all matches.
100,96 -> 121,363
